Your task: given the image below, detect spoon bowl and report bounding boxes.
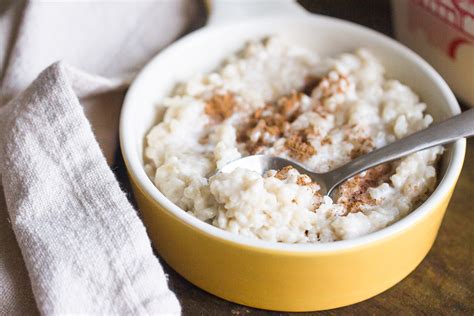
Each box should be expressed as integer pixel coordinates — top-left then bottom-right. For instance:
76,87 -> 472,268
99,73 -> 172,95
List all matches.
219,109 -> 474,196
219,155 -> 332,194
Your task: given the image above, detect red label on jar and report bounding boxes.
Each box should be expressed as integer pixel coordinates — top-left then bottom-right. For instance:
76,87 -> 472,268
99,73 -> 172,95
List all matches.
408,0 -> 473,59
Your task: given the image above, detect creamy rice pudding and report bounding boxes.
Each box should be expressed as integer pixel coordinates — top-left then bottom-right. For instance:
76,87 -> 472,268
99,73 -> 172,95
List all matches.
144,37 -> 442,243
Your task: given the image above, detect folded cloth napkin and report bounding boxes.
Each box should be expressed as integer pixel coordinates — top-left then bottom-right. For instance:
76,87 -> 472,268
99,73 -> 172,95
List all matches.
1,62 -> 181,315
0,0 -> 198,314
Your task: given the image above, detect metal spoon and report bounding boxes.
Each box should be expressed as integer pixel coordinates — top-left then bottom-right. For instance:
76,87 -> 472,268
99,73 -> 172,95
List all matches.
219,109 -> 474,196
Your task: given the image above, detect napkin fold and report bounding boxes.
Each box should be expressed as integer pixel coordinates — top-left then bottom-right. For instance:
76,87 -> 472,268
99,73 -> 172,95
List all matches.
0,62 -> 180,315
0,0 -> 198,314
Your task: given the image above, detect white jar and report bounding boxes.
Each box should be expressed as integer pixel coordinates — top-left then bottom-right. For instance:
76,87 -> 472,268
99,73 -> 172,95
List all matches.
392,0 -> 474,106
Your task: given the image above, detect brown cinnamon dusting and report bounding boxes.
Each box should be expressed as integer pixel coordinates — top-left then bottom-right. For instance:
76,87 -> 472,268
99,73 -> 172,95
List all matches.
342,124 -> 375,159
313,103 -> 330,118
278,91 -> 302,116
198,134 -> 209,145
296,176 -> 310,186
318,74 -> 350,98
285,129 -> 316,161
274,165 -> 294,180
350,138 -> 375,159
310,71 -> 351,111
237,91 -> 303,154
273,165 -> 323,209
233,70 -> 354,162
335,163 -> 393,214
274,165 -> 313,186
204,93 -> 236,121
321,137 -> 332,145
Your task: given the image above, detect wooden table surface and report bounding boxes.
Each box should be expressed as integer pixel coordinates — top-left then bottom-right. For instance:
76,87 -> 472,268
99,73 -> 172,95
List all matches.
115,1 -> 473,314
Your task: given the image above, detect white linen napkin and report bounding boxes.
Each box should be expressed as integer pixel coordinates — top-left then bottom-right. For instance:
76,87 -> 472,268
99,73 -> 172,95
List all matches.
0,0 -> 198,314
1,62 -> 181,315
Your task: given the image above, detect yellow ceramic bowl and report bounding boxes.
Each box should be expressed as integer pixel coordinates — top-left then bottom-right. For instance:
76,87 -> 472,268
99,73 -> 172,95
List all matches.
120,8 -> 466,312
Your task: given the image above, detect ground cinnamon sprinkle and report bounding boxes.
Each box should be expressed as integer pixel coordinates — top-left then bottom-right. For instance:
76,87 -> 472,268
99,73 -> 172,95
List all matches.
274,165 -> 313,186
278,91 -> 303,116
274,165 -> 322,208
296,176 -> 310,186
310,71 -> 351,110
320,74 -> 350,98
336,162 -> 393,214
198,134 -> 209,145
321,137 -> 332,145
204,93 -> 236,121
341,124 -> 375,159
274,165 -> 293,180
349,137 -> 374,159
285,129 -> 316,161
237,92 -> 302,154
313,103 -> 329,118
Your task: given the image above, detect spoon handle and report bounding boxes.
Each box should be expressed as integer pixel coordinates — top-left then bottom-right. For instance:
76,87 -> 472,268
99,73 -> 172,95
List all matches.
325,109 -> 474,192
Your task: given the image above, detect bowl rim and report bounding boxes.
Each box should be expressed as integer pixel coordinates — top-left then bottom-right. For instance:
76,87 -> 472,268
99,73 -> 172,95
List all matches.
120,14 -> 466,253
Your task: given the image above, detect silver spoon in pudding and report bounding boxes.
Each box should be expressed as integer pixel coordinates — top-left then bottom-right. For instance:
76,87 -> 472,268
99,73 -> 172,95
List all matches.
219,109 -> 474,196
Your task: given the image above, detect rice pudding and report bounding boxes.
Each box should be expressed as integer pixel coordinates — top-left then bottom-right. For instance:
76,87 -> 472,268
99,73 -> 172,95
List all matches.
144,37 -> 442,243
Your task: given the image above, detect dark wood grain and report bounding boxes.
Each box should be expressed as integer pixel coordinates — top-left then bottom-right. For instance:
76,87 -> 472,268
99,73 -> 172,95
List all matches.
114,1 -> 473,314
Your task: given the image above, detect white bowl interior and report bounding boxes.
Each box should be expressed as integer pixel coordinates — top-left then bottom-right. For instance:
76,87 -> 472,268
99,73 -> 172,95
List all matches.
121,15 -> 465,252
